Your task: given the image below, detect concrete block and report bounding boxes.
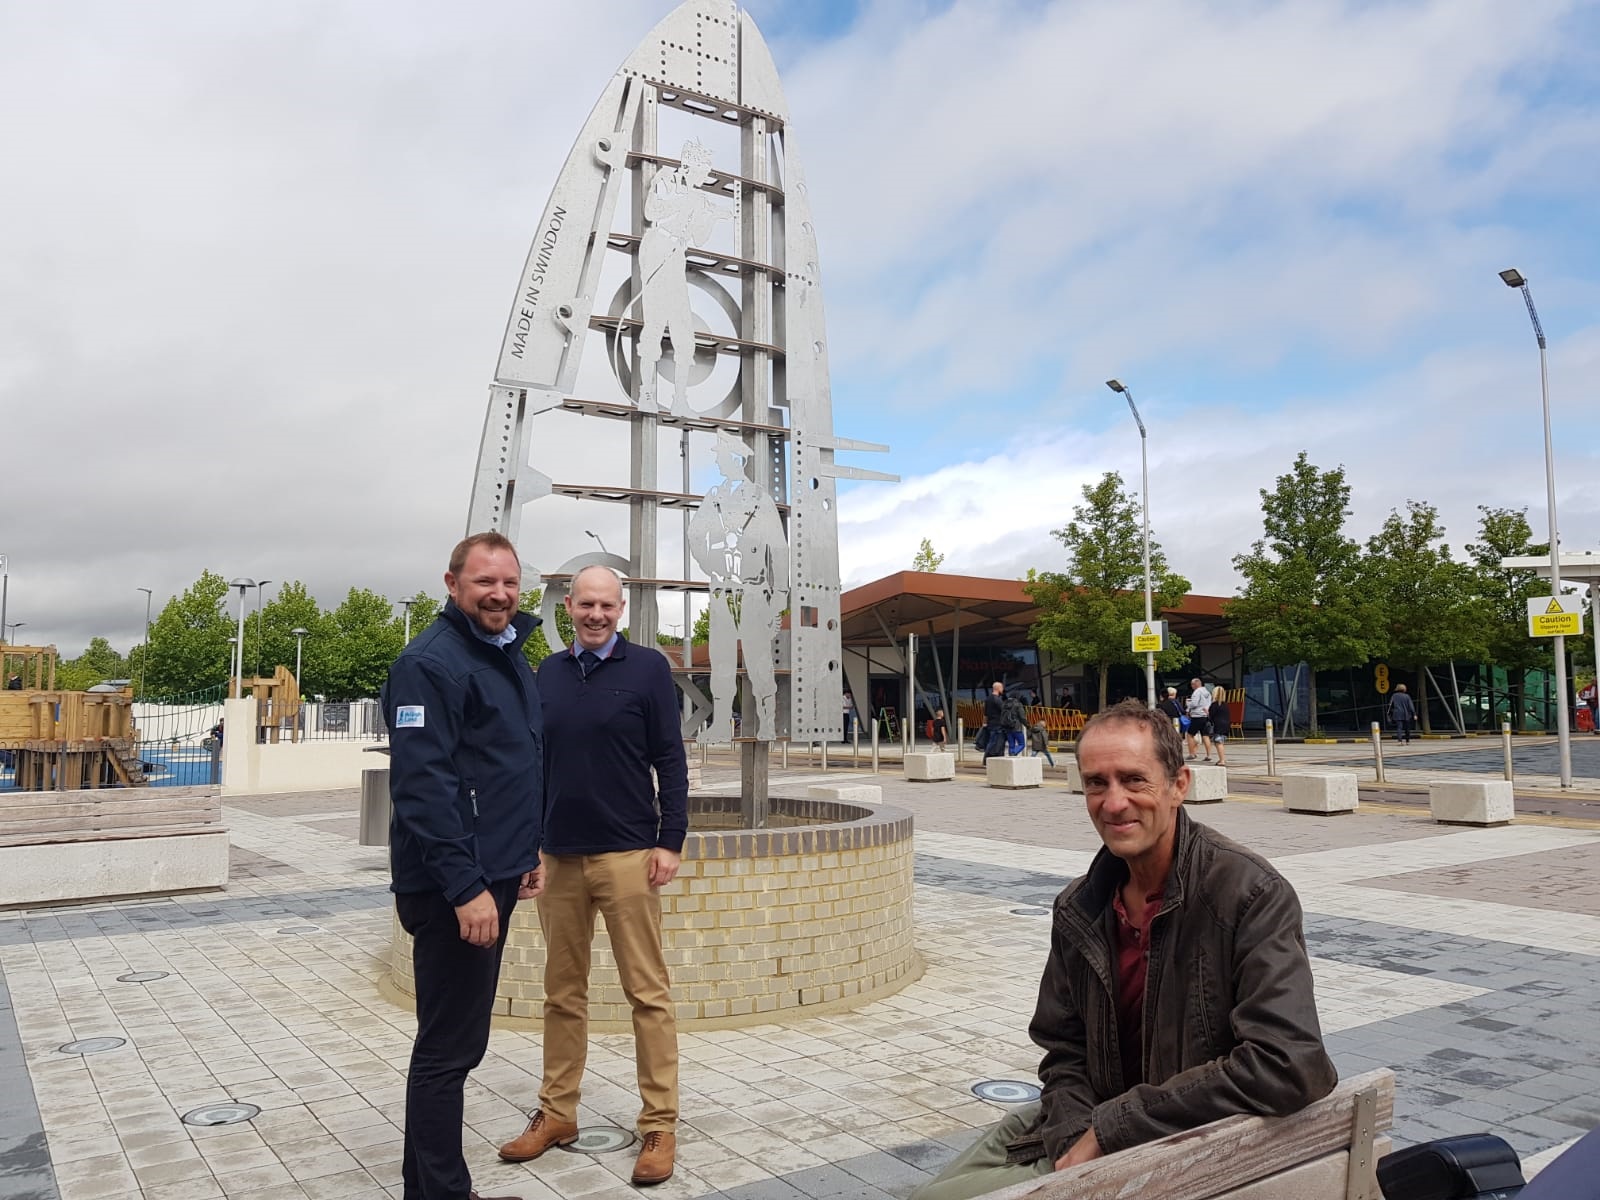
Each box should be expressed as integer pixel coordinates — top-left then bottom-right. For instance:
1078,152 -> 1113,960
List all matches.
1282,772 -> 1358,814
806,783 -> 883,805
1429,780 -> 1513,826
985,756 -> 1043,789
1063,760 -> 1083,792
0,832 -> 230,907
1186,763 -> 1228,803
903,752 -> 955,782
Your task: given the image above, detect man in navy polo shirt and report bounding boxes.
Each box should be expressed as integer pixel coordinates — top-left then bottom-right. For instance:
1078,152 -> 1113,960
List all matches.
384,531 -> 545,1200
498,565 -> 688,1186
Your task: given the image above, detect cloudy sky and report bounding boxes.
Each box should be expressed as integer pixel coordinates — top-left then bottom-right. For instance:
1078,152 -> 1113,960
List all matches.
3,0 -> 1598,656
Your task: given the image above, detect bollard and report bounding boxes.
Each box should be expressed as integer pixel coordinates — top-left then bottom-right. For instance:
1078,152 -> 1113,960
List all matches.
1502,721 -> 1514,782
781,738 -> 789,770
700,738 -> 708,768
1265,719 -> 1276,777
853,723 -> 860,766
820,740 -> 828,772
956,717 -> 965,764
1371,722 -> 1385,783
871,723 -> 880,775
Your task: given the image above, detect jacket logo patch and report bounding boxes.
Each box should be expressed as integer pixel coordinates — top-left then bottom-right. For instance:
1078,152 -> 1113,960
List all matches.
395,705 -> 425,728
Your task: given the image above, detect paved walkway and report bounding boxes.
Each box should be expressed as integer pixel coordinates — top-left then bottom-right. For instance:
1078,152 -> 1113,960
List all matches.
2,755 -> 1598,1199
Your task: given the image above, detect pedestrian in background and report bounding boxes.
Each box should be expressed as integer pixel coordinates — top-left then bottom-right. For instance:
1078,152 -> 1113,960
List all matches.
1388,683 -> 1416,744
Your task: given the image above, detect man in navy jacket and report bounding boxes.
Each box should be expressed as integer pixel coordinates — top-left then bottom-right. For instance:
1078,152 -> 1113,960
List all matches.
498,565 -> 689,1186
384,532 -> 544,1200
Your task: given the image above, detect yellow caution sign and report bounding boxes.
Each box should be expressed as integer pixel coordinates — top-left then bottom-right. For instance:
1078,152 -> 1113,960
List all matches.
1131,620 -> 1166,653
1526,595 -> 1584,638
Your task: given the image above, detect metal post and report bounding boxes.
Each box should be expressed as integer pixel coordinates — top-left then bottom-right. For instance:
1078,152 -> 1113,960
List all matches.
820,739 -> 827,771
905,632 -> 917,754
956,717 -> 965,764
137,586 -> 153,700
1502,721 -> 1514,781
1108,381 -> 1156,707
1370,722 -> 1385,783
1265,718 -> 1276,777
852,721 -> 860,766
871,721 -> 880,775
780,738 -> 788,770
254,580 -> 272,679
1502,270 -> 1571,786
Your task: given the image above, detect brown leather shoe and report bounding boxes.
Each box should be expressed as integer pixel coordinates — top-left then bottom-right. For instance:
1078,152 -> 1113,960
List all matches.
631,1130 -> 675,1186
497,1111 -> 580,1162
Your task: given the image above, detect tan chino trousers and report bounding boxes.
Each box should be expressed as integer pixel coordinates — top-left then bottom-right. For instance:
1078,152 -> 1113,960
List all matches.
536,849 -> 678,1133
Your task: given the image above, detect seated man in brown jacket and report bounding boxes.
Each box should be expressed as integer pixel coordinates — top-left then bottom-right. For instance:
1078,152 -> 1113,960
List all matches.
913,700 -> 1336,1200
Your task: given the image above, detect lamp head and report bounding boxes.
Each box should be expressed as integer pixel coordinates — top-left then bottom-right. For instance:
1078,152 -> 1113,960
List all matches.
229,577 -> 256,590
291,627 -> 309,637
1105,379 -> 1127,394
1499,268 -> 1527,289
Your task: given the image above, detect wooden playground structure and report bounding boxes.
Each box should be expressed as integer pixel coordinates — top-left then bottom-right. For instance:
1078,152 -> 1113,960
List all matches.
0,645 -> 147,790
0,640 -> 308,790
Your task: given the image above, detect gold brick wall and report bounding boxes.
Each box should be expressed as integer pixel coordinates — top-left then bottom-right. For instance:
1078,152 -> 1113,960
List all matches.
387,800 -> 921,1031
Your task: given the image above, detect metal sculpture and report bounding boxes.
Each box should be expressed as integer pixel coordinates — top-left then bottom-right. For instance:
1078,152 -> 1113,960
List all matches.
465,0 -> 892,816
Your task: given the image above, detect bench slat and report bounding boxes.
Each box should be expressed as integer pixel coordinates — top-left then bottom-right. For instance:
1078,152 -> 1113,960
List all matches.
976,1069 -> 1394,1200
0,825 -> 226,849
0,808 -> 221,837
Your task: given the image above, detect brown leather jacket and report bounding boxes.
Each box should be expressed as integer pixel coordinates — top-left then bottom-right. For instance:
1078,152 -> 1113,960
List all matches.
1014,808 -> 1336,1163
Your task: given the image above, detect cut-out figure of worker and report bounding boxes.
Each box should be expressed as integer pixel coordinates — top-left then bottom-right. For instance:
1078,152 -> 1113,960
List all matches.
688,432 -> 788,740
637,140 -> 729,416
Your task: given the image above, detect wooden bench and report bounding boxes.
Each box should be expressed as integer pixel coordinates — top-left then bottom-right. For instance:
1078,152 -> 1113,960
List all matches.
0,790 -> 228,907
976,1069 -> 1394,1200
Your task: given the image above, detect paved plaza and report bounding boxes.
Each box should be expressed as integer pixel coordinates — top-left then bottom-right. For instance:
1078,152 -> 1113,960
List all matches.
3,746 -> 1600,1200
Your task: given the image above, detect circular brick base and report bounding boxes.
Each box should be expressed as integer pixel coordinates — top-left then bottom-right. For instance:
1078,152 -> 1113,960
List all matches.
384,794 -> 921,1030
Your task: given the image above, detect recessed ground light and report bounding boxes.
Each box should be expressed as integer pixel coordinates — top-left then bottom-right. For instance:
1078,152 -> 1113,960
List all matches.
59,1037 -> 127,1055
972,1080 -> 1041,1104
558,1127 -> 636,1154
181,1103 -> 261,1127
1008,907 -> 1048,917
117,971 -> 170,983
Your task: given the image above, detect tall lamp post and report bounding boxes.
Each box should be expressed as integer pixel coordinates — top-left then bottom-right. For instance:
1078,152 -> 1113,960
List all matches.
0,553 -> 8,647
137,587 -> 153,700
228,578 -> 256,699
398,598 -> 416,644
1106,379 -> 1156,708
291,627 -> 310,691
253,580 -> 273,678
1499,269 -> 1572,788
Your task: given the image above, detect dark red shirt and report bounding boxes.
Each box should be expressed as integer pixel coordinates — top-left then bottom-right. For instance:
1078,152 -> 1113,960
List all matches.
1112,883 -> 1165,1087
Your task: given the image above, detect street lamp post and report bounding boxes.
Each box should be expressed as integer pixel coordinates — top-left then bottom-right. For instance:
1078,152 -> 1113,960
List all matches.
253,580 -> 273,678
1499,269 -> 1572,788
137,587 -> 153,700
291,627 -> 310,690
0,553 -> 8,648
1107,380 -> 1156,708
398,598 -> 416,644
228,578 -> 256,699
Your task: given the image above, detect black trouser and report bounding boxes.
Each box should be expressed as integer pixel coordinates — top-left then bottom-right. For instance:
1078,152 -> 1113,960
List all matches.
398,877 -> 519,1200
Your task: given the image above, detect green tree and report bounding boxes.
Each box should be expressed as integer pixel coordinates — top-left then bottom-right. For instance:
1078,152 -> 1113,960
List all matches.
1362,502 -> 1488,732
1227,453 -> 1379,736
1465,506 -> 1551,731
911,538 -> 946,573
320,588 -> 404,699
517,587 -> 573,670
253,581 -> 327,695
143,571 -> 233,697
56,637 -> 130,691
1025,471 -> 1192,711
